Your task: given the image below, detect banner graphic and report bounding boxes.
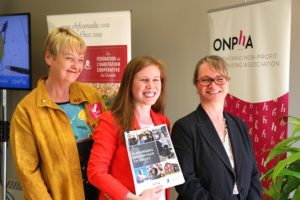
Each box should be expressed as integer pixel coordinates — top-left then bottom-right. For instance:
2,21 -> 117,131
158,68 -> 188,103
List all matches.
208,0 -> 291,187
47,11 -> 131,110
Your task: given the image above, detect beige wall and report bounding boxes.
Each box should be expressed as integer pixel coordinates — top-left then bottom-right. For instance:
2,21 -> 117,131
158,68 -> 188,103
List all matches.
1,0 -> 299,199
290,0 -> 300,118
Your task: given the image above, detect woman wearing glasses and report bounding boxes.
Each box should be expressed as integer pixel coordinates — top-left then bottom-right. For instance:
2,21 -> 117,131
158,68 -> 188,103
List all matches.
171,55 -> 262,200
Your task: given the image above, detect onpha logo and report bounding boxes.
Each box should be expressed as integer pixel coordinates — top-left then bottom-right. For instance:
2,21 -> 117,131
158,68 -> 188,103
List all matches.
213,30 -> 253,51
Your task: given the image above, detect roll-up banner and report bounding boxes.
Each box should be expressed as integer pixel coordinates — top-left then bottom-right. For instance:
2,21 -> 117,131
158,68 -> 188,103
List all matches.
47,11 -> 131,110
208,0 -> 291,186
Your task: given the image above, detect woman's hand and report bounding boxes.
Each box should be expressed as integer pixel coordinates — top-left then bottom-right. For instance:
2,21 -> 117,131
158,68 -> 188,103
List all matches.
125,185 -> 164,200
140,185 -> 164,200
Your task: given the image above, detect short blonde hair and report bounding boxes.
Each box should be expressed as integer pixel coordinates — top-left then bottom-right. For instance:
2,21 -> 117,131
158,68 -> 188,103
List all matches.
193,55 -> 229,85
44,27 -> 86,58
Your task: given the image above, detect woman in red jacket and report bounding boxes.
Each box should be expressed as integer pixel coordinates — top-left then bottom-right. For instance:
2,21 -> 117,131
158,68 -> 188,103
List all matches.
88,56 -> 170,200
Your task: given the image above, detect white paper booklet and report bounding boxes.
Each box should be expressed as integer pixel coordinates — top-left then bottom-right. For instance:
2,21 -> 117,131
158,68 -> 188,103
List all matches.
124,124 -> 185,195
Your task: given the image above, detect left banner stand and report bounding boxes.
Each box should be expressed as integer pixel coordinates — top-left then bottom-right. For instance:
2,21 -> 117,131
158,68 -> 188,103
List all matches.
47,11 -> 131,110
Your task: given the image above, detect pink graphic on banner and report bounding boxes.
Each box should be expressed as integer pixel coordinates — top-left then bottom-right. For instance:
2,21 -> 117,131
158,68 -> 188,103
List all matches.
224,93 -> 288,181
78,45 -> 127,83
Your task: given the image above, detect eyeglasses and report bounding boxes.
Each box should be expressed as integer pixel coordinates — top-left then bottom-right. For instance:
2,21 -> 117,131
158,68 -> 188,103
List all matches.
197,75 -> 228,86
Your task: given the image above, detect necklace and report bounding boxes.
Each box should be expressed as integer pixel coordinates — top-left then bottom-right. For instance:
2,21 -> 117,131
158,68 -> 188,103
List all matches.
216,118 -> 227,143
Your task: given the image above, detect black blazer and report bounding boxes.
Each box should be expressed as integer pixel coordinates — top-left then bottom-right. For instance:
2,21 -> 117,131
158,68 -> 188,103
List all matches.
171,105 -> 262,200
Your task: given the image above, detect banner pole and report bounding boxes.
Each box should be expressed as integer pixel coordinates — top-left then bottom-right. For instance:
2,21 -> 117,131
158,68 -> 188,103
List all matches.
208,0 -> 271,13
1,89 -> 8,200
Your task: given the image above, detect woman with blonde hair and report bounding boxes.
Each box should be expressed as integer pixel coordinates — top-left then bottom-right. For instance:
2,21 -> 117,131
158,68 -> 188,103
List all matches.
10,27 -> 104,200
171,55 -> 262,200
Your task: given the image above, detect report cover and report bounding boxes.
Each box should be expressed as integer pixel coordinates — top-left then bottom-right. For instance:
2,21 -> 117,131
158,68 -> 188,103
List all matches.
124,124 -> 185,195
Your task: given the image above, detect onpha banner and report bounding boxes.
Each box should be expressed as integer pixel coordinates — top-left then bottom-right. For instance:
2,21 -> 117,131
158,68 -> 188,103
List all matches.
47,11 -> 131,109
208,0 -> 291,185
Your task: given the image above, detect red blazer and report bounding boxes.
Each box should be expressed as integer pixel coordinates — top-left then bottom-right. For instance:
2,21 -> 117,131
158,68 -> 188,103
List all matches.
88,110 -> 171,200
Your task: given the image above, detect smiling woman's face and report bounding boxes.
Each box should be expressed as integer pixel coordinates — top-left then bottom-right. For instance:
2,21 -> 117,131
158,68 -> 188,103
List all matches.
45,49 -> 85,84
131,64 -> 161,108
196,62 -> 229,104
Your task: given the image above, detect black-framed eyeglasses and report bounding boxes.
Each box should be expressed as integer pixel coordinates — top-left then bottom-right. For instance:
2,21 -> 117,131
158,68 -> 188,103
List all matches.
197,75 -> 228,86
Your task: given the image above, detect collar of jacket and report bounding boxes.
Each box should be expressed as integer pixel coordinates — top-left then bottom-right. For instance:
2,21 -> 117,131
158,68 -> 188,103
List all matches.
196,104 -> 237,174
36,76 -> 88,108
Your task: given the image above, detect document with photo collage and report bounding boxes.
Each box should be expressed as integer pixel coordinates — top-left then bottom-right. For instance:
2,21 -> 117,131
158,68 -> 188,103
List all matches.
124,124 -> 185,195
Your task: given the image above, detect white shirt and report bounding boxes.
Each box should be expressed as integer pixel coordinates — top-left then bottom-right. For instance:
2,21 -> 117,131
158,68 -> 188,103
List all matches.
222,127 -> 239,195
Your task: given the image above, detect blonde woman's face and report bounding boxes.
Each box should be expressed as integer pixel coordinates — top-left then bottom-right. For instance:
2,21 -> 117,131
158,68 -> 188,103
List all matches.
46,49 -> 85,84
131,65 -> 161,108
196,62 -> 229,104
